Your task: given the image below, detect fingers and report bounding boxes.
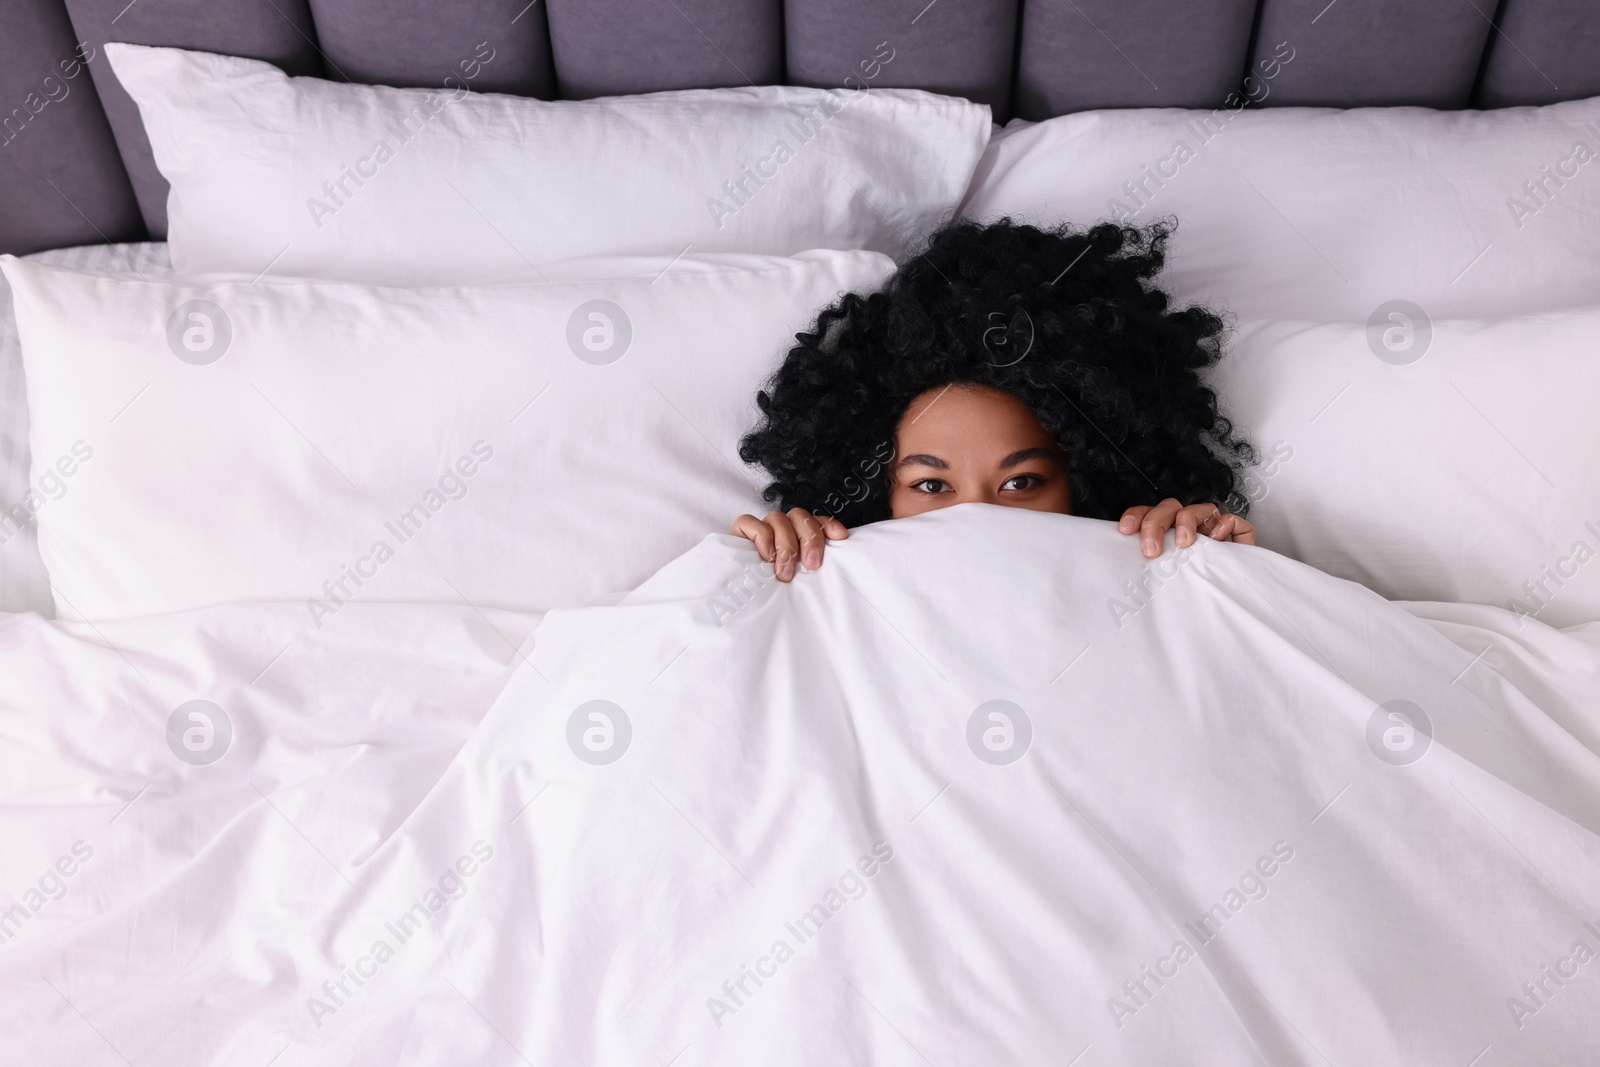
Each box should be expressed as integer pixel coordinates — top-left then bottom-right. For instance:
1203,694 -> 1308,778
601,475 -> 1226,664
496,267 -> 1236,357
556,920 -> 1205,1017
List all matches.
1207,512 -> 1256,546
1137,498 -> 1182,558
732,509 -> 850,584
788,507 -> 833,575
1122,500 -> 1254,556
1174,503 -> 1221,548
765,510 -> 802,581
729,514 -> 775,562
731,512 -> 796,580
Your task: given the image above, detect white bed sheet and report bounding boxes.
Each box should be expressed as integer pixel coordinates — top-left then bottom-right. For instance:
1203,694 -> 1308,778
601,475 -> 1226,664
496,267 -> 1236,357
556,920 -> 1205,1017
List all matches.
2,506 -> 1596,1064
0,241 -> 172,617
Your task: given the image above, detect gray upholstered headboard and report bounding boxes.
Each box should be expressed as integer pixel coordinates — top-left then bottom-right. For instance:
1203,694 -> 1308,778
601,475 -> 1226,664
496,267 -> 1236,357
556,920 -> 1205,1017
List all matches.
2,0 -> 1598,257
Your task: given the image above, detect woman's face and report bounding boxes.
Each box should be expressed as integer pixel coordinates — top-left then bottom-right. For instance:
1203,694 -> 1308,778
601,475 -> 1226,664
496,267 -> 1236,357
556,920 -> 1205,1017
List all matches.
889,384 -> 1072,520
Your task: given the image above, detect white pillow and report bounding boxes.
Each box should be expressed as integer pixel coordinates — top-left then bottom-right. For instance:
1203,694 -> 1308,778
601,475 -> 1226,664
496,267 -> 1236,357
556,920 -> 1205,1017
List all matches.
1213,309 -> 1600,628
0,250 -> 894,621
961,101 -> 1600,323
0,241 -> 172,617
104,43 -> 990,286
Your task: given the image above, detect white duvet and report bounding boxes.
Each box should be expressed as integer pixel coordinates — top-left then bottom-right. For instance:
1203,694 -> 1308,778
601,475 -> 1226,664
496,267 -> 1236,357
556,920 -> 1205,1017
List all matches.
3,505 -> 1598,1065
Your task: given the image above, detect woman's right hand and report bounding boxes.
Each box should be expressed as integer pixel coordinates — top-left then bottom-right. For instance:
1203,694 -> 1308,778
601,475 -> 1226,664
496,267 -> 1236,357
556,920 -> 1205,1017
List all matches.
729,508 -> 848,582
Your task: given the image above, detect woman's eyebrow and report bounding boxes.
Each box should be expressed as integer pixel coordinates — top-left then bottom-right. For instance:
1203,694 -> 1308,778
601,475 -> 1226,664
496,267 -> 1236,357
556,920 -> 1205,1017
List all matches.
1000,447 -> 1057,469
896,453 -> 948,470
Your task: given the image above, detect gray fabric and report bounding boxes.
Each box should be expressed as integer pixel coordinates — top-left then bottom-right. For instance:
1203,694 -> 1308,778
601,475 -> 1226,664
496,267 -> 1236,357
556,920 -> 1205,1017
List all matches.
0,0 -> 143,254
786,0 -> 1017,119
60,0 -> 325,238
1015,0 -> 1257,119
1479,0 -> 1600,107
1250,0 -> 1492,108
545,0 -> 783,98
306,0 -> 556,98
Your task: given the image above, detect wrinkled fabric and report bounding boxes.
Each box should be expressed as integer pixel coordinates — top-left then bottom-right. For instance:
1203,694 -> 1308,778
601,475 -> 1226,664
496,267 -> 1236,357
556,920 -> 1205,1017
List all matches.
3,505 -> 1598,1065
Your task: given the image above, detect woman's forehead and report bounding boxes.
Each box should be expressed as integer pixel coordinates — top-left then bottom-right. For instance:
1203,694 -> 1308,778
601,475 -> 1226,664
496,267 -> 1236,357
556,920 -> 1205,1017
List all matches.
896,386 -> 1057,460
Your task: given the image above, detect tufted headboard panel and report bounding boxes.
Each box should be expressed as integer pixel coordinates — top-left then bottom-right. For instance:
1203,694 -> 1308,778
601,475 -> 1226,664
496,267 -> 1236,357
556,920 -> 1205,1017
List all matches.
2,0 -> 1599,255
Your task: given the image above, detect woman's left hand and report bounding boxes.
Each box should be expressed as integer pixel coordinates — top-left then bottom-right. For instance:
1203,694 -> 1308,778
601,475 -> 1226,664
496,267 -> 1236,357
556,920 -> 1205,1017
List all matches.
1118,498 -> 1255,558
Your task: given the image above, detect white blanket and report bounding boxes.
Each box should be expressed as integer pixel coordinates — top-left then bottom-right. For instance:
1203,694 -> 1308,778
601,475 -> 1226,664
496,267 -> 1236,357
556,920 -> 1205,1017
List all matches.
3,505 -> 1598,1065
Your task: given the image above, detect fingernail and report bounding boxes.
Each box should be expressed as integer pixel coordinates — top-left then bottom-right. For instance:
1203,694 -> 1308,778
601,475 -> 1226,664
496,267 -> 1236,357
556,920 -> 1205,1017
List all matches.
1177,529 -> 1191,545
1143,539 -> 1157,558
805,549 -> 821,569
781,561 -> 795,580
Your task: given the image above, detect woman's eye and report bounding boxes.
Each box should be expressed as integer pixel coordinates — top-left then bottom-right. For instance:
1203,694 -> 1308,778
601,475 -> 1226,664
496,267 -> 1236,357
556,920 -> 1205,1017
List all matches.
911,478 -> 949,494
1002,474 -> 1043,491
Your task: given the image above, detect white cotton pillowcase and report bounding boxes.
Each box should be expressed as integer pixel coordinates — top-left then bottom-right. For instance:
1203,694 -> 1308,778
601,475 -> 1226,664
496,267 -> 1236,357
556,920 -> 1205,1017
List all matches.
0,241 -> 172,617
103,43 -> 990,286
0,249 -> 894,622
960,100 -> 1600,324
1213,309 -> 1600,628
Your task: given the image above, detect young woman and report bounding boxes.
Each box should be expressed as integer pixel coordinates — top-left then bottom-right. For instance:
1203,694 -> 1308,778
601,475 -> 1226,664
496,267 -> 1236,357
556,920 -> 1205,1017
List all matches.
731,218 -> 1257,580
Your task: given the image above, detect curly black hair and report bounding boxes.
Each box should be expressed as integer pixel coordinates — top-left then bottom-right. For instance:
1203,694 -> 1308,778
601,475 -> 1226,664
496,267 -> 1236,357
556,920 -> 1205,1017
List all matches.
738,217 -> 1255,526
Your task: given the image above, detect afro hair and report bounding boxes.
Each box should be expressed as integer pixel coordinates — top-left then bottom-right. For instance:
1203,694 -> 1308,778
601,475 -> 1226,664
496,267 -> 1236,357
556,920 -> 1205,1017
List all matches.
738,217 -> 1255,526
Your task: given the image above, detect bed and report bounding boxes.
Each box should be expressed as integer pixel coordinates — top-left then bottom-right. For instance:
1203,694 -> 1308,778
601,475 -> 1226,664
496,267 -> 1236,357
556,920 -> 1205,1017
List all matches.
2,2 -> 1599,1064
